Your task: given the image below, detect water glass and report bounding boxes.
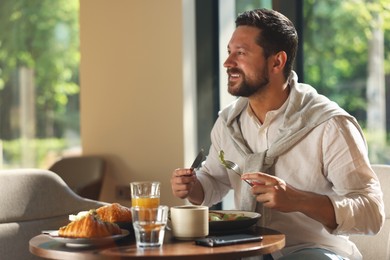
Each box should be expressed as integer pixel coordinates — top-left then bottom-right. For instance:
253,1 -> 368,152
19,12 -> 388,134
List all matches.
131,205 -> 168,248
130,181 -> 160,208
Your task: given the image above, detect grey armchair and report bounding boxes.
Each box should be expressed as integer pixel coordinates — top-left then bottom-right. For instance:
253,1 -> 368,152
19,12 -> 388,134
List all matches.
350,164 -> 390,259
49,155 -> 105,200
0,169 -> 106,260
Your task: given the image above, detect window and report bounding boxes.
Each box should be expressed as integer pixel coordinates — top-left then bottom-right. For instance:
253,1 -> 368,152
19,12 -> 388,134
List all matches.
303,0 -> 390,163
236,0 -> 272,12
0,0 -> 81,168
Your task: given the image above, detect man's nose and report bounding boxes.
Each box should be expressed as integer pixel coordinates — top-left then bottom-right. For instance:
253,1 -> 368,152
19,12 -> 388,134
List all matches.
223,54 -> 235,68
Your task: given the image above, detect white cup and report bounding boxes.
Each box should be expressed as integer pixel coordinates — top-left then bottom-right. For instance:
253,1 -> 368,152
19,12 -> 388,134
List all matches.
170,205 -> 209,240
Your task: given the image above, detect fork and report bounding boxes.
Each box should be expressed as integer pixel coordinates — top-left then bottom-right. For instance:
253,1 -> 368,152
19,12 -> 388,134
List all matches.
219,151 -> 253,187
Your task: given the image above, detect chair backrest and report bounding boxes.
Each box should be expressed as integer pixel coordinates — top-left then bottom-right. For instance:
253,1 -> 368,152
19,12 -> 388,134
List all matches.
0,169 -> 106,260
49,155 -> 105,200
349,164 -> 390,259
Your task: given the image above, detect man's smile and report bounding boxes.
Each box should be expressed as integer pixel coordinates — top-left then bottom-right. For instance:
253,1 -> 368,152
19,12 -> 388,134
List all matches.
227,69 -> 243,83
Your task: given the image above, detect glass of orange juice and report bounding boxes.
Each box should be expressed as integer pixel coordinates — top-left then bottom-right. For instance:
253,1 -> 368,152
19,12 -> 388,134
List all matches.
130,181 -> 160,208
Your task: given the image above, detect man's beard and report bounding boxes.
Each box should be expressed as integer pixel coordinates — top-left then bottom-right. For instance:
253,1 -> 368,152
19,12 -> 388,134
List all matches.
227,67 -> 269,97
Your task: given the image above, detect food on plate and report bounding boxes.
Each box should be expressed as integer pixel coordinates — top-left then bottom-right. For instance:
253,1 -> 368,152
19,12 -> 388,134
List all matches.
59,203 -> 131,238
96,203 -> 132,222
209,211 -> 251,222
59,210 -> 121,238
69,203 -> 132,223
69,210 -> 89,221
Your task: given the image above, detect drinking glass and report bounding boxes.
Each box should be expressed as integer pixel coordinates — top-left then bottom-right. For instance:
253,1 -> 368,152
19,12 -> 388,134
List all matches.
130,181 -> 160,208
131,205 -> 168,248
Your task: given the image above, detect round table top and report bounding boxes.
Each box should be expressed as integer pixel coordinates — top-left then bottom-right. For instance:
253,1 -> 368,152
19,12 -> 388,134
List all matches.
30,227 -> 285,260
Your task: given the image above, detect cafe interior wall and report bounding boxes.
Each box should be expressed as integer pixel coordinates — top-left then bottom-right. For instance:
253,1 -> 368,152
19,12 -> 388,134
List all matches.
79,0 -> 195,207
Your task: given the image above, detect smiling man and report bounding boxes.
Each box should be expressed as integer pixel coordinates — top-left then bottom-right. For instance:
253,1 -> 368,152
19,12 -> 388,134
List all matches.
171,8 -> 384,260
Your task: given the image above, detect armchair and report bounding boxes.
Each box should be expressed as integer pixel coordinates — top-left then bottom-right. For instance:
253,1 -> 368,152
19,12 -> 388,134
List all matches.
0,169 -> 106,260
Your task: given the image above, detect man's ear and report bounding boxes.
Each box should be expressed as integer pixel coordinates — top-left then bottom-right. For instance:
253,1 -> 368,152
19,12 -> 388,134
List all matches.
270,51 -> 287,73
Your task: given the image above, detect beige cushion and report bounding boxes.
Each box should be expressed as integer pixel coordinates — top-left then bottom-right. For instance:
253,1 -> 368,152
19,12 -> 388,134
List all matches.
350,164 -> 390,259
0,169 -> 106,260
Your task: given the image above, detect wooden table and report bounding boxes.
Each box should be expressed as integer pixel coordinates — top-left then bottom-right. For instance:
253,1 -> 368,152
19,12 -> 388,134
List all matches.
29,227 -> 285,260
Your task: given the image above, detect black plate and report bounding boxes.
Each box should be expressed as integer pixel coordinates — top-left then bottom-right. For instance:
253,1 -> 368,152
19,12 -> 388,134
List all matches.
209,210 -> 261,232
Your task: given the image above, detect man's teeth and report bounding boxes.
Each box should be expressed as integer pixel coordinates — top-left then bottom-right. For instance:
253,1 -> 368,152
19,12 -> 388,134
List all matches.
231,74 -> 240,78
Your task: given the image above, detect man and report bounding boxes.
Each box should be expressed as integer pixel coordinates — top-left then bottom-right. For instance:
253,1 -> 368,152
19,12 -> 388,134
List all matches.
171,9 -> 384,259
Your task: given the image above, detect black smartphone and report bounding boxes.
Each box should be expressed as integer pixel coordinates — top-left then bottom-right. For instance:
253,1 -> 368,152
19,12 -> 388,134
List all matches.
195,234 -> 263,247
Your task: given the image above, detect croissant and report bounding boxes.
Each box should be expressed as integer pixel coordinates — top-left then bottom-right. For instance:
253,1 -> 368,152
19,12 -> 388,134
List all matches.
59,211 -> 121,238
96,203 -> 132,222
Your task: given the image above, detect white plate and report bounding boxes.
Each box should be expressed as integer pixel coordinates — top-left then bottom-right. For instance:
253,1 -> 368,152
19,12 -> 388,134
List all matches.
209,210 -> 261,232
46,229 -> 129,247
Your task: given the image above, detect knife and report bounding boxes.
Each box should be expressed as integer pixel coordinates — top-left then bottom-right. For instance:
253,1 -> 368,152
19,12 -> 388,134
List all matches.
190,149 -> 205,169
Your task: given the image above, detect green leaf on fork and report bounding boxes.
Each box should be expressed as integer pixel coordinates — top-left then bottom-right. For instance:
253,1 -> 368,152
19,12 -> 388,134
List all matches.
218,150 -> 230,169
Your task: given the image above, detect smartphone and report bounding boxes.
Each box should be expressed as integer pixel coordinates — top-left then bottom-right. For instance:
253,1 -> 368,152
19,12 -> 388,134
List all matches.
195,234 -> 263,247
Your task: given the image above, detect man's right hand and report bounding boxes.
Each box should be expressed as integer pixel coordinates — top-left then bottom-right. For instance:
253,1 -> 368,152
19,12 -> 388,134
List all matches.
171,168 -> 197,199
